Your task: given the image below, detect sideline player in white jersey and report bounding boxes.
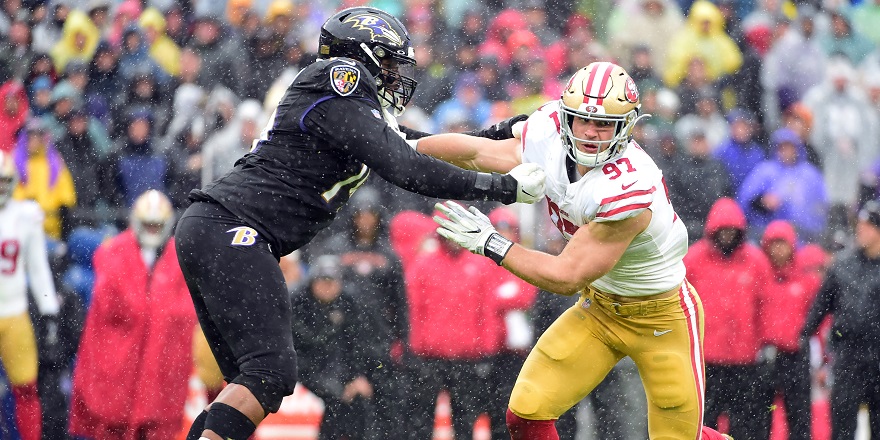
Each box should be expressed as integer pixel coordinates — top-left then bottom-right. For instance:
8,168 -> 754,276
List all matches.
412,62 -> 732,440
0,150 -> 59,440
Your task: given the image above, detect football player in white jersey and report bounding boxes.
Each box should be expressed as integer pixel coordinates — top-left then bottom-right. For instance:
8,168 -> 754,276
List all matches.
0,150 -> 59,440
414,62 -> 732,440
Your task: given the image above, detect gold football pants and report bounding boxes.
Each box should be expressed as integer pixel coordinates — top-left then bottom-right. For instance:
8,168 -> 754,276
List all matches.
0,313 -> 38,385
509,282 -> 705,440
192,326 -> 224,392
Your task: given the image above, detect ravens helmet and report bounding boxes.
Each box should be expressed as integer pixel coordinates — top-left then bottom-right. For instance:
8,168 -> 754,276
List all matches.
319,7 -> 417,115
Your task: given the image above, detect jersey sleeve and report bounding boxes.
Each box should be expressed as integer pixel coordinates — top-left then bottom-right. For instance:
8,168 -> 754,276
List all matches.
521,102 -> 561,164
303,95 -> 518,205
591,177 -> 656,223
22,203 -> 59,315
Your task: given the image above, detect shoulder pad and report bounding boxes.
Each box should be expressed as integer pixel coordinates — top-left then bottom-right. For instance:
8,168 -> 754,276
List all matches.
592,177 -> 656,223
522,102 -> 563,153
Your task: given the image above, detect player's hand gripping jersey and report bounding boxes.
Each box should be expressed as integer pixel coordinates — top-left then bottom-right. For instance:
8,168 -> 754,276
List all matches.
193,58 -> 521,257
522,102 -> 689,297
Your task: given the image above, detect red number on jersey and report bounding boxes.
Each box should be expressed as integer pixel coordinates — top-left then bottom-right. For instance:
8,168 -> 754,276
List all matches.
0,240 -> 20,275
548,111 -> 561,134
616,157 -> 636,172
547,198 -> 579,236
602,163 -> 622,179
601,158 -> 638,180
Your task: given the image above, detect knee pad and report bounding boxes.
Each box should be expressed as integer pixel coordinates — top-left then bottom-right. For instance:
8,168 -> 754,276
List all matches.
509,379 -> 542,417
231,352 -> 297,414
640,352 -> 691,409
506,408 -> 559,440
204,403 -> 256,440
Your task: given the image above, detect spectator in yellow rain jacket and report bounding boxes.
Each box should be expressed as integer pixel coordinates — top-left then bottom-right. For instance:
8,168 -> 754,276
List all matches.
663,0 -> 743,87
49,10 -> 100,75
139,8 -> 181,77
12,119 -> 76,240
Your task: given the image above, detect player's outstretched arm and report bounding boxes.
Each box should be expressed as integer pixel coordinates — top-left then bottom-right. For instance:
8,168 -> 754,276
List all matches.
414,134 -> 522,174
304,98 -> 541,204
434,201 -> 651,295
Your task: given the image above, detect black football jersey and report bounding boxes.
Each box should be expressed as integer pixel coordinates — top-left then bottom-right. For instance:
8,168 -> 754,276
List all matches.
192,58 -> 516,257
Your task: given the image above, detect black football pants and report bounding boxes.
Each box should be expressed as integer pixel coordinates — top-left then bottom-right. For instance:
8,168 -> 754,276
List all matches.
175,201 -> 297,413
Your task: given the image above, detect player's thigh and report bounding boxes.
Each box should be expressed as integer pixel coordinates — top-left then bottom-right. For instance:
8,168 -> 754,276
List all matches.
0,313 -> 38,385
628,284 -> 705,439
509,304 -> 622,420
175,206 -> 293,375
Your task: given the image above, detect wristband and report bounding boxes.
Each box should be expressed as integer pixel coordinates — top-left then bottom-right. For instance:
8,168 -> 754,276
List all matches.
484,233 -> 513,265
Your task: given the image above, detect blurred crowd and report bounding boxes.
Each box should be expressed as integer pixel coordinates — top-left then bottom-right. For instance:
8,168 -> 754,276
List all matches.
1,0 -> 880,438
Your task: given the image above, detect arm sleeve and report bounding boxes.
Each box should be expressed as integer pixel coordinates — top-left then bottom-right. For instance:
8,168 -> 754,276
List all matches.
304,98 -> 517,205
398,125 -> 432,140
25,208 -> 59,315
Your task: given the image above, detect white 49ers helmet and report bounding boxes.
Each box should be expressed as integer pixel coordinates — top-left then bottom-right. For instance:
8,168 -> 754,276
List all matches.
559,62 -> 646,167
0,151 -> 18,207
130,190 -> 175,248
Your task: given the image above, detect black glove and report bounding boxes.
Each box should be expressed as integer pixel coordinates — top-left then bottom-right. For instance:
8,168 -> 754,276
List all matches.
466,114 -> 529,140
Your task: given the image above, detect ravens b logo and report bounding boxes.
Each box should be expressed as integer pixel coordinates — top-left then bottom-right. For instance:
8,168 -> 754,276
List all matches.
227,226 -> 258,246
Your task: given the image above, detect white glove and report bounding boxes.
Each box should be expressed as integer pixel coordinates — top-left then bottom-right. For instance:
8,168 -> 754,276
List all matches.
512,121 -> 526,139
508,163 -> 546,204
434,201 -> 514,265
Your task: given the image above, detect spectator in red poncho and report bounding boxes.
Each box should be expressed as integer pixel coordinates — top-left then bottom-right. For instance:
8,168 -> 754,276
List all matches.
478,9 -> 528,67
69,190 -> 196,440
544,14 -> 598,79
0,80 -> 29,153
759,220 -> 816,440
404,220 -> 498,440
482,207 -> 538,440
684,197 -> 774,438
388,210 -> 438,272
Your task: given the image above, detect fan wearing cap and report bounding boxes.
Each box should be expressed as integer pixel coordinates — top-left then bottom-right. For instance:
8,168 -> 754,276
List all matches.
801,200 -> 880,439
290,255 -> 374,439
0,151 -> 59,440
69,190 -> 196,440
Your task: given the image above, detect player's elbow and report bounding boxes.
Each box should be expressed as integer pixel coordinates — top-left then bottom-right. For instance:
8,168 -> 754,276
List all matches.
551,264 -> 614,296
550,275 -> 593,296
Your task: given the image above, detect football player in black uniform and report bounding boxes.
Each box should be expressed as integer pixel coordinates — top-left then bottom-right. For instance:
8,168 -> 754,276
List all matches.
175,7 -> 546,440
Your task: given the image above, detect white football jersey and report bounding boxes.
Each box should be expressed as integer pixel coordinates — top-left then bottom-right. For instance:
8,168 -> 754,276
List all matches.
521,102 -> 689,296
0,200 -> 59,317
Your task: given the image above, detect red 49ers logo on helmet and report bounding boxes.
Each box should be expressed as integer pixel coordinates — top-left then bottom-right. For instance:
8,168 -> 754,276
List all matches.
624,77 -> 639,103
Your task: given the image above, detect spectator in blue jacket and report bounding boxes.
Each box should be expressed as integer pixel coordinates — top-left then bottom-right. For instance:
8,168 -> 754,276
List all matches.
738,128 -> 828,243
713,108 -> 766,194
432,72 -> 493,133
